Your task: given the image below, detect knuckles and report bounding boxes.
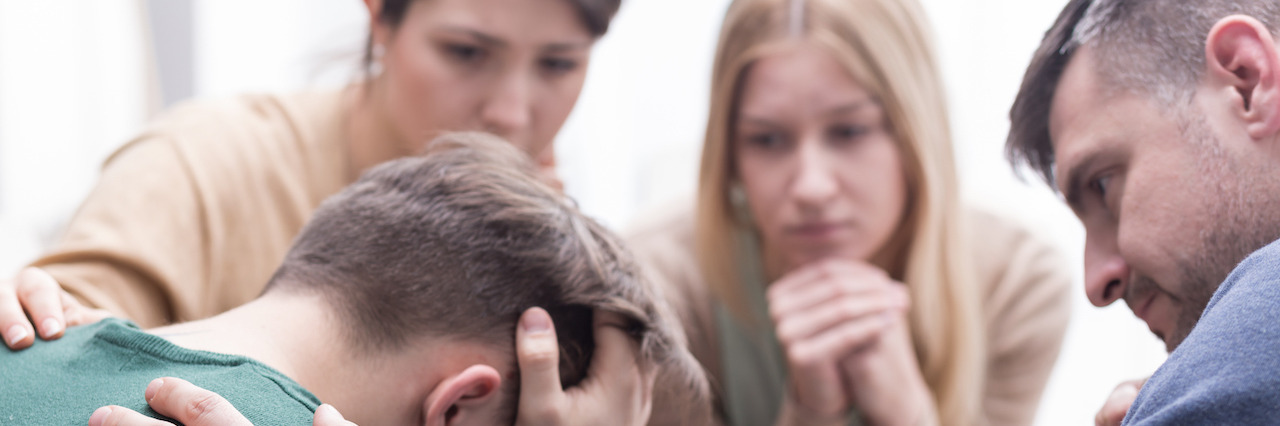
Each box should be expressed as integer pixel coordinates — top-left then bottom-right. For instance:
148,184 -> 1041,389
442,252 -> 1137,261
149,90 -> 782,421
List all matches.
184,392 -> 229,423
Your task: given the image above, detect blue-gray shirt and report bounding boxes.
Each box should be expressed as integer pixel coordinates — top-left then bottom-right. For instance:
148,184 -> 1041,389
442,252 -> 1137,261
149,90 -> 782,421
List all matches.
1124,239 -> 1280,424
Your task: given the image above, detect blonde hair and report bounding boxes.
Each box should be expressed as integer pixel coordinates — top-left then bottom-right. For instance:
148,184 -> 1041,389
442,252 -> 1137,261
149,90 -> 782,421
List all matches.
694,0 -> 986,423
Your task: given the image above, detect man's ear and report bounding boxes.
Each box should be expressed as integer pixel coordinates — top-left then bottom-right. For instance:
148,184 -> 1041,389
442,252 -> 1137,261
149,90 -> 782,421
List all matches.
1205,15 -> 1280,140
424,364 -> 503,426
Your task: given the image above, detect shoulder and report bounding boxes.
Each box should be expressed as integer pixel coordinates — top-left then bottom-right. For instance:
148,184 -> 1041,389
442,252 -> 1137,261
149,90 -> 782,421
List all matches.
623,200 -> 714,309
102,89 -> 348,203
963,206 -> 1073,352
141,90 -> 342,138
1126,239 -> 1280,424
965,206 -> 1073,307
625,199 -> 701,286
107,90 -> 345,168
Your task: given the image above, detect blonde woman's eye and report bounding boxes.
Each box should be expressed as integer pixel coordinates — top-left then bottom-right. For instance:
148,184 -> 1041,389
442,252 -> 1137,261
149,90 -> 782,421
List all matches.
829,124 -> 868,141
747,133 -> 786,150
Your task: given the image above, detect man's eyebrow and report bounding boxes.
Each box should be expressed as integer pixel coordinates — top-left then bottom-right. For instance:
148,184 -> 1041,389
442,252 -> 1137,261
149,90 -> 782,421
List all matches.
1060,150 -> 1100,212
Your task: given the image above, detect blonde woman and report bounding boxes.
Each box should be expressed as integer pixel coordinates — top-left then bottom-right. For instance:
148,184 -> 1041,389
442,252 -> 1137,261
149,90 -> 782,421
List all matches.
631,0 -> 1071,424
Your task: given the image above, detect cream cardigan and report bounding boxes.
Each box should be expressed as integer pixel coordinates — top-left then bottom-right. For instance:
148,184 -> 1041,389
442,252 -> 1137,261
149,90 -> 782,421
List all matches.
629,203 -> 1073,426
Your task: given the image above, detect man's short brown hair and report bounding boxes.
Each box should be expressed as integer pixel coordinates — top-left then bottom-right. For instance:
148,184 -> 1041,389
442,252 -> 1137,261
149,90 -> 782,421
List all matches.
1006,0 -> 1280,186
265,132 -> 708,421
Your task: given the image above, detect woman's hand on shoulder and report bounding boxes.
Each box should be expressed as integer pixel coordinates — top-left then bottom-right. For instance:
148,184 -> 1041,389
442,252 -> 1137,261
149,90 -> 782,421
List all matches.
766,260 -> 911,425
2,267 -> 112,350
86,377 -> 356,426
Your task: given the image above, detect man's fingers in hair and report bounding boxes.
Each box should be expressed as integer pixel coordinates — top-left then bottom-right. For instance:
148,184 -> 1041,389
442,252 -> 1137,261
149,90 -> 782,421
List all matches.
313,404 -> 358,426
515,307 -> 567,424
0,274 -> 35,350
16,267 -> 67,340
143,378 -> 252,426
88,405 -> 175,426
583,311 -> 653,425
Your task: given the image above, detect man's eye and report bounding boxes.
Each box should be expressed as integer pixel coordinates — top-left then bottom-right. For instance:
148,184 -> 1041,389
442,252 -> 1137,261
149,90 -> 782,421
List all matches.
1090,175 -> 1111,197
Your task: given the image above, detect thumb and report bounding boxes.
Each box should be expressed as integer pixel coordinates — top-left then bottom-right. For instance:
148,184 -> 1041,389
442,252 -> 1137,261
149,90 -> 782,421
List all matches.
516,307 -> 565,424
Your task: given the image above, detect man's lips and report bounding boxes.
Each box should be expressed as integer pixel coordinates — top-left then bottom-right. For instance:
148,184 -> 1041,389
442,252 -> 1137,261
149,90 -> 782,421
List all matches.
1129,292 -> 1167,342
1131,292 -> 1156,324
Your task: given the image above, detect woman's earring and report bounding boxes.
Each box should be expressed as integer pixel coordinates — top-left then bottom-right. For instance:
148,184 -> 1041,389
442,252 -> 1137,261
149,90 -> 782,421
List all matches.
370,44 -> 386,77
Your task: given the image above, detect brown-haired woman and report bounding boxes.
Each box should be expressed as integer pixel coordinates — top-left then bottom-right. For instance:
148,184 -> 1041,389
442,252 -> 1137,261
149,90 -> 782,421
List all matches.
632,0 -> 1072,424
0,0 -> 656,424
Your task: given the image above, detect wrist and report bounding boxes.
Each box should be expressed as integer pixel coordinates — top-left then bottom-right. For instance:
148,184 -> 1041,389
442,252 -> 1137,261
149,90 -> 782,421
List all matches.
906,383 -> 939,426
861,384 -> 936,426
777,396 -> 848,426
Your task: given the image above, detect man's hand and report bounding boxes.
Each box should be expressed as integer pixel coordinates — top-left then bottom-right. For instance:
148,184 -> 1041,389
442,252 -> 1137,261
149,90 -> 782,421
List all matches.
2,267 -> 112,350
85,377 -> 356,426
1096,378 -> 1147,426
515,307 -> 656,426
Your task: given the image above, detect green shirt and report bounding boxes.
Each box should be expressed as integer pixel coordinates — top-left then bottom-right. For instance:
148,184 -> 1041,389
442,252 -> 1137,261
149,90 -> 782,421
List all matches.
0,318 -> 319,424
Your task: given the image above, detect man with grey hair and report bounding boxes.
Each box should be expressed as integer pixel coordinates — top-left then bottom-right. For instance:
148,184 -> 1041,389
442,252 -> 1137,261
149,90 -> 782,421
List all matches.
1007,0 -> 1280,424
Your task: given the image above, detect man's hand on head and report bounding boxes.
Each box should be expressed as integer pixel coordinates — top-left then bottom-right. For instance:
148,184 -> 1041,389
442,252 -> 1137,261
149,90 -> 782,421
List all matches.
515,307 -> 656,426
86,377 -> 356,426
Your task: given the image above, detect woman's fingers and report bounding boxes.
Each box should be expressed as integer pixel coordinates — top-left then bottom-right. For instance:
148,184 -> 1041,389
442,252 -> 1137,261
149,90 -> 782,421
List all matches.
1,267 -> 67,349
15,268 -> 66,340
141,378 -> 252,426
87,405 -> 174,426
767,262 -> 830,294
0,274 -> 34,349
768,260 -> 896,318
90,381 -> 353,426
774,287 -> 907,344
789,313 -> 897,365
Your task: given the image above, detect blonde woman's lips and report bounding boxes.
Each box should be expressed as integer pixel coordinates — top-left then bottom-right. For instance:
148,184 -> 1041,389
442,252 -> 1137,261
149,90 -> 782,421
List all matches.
787,222 -> 848,240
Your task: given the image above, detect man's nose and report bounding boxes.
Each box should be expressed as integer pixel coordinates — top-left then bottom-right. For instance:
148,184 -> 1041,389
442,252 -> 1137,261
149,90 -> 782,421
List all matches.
1084,250 -> 1130,307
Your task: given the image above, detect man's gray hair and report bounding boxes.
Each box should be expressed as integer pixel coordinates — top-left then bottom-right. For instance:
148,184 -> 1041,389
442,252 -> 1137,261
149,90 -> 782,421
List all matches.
1006,0 -> 1280,186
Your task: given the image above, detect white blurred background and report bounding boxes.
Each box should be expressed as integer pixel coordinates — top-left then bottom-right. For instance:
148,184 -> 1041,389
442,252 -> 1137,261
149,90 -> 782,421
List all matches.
0,0 -> 1166,424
